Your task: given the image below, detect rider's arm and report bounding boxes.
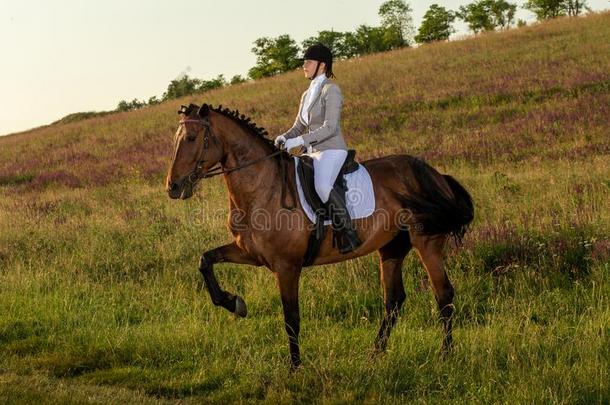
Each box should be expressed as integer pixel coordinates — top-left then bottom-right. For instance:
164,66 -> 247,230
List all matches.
281,91 -> 307,139
301,84 -> 342,148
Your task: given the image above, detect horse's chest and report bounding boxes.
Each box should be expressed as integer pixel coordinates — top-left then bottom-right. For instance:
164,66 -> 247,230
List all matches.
227,209 -> 259,254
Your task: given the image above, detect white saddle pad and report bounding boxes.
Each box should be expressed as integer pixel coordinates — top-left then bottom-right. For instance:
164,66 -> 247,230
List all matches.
293,157 -> 375,224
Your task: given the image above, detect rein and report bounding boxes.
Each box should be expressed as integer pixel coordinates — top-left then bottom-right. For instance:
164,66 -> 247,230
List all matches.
179,118 -> 296,210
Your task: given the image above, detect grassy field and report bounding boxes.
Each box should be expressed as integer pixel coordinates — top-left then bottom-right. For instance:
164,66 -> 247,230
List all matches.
1,13 -> 609,403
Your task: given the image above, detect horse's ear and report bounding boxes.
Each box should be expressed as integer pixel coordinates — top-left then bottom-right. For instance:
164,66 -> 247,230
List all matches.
198,104 -> 210,118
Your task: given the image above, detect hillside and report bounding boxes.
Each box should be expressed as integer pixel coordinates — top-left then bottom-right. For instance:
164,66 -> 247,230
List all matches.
1,13 -> 609,189
0,13 -> 609,403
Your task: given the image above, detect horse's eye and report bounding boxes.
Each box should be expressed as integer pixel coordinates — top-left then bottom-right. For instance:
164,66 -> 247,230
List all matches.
186,134 -> 197,142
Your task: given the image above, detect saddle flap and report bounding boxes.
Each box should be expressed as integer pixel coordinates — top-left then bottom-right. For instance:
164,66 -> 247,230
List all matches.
296,150 -> 360,215
342,149 -> 359,175
296,155 -> 325,214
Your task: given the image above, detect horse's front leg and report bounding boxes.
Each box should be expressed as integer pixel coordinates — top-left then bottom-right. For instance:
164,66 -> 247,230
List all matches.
199,242 -> 261,317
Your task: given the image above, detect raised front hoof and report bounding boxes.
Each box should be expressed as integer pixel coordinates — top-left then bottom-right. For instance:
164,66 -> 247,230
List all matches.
234,296 -> 247,318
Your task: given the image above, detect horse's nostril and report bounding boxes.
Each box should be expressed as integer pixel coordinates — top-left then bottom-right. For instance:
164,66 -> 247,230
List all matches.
170,182 -> 179,192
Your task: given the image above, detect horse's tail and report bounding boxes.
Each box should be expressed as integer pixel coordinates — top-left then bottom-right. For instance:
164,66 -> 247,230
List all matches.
398,157 -> 474,243
441,174 -> 474,242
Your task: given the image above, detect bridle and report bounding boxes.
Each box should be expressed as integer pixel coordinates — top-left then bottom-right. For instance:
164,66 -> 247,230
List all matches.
177,117 -> 296,209
178,118 -> 219,183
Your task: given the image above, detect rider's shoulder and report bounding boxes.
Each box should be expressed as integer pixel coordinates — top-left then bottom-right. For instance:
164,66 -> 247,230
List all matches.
322,81 -> 342,96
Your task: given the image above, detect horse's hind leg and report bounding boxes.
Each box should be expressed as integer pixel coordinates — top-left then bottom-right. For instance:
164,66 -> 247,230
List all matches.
199,242 -> 261,317
374,231 -> 411,354
412,234 -> 454,353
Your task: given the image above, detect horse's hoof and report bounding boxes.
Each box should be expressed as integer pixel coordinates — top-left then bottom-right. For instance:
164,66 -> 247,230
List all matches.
289,355 -> 302,371
440,341 -> 453,358
234,296 -> 247,318
368,347 -> 385,361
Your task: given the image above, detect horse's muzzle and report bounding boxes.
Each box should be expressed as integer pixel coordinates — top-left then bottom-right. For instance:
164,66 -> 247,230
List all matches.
167,179 -> 193,200
167,181 -> 181,199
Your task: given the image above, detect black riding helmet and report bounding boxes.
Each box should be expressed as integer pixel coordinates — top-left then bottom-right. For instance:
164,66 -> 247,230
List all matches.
302,43 -> 335,79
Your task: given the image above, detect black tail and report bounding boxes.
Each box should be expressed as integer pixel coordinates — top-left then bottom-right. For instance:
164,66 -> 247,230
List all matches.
398,158 -> 474,243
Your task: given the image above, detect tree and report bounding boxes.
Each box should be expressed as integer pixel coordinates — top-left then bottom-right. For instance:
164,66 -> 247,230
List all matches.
381,24 -> 407,50
129,98 -> 145,109
564,0 -> 589,16
415,4 -> 456,43
302,30 -> 355,59
198,75 -> 226,92
116,100 -> 131,112
457,0 -> 517,33
230,75 -> 246,85
162,74 -> 201,100
300,11 -> 417,59
489,0 -> 517,28
524,0 -> 588,19
458,1 -> 494,33
523,0 -> 565,19
351,25 -> 391,55
248,35 -> 301,79
116,98 -> 145,112
378,0 -> 415,46
339,32 -> 361,58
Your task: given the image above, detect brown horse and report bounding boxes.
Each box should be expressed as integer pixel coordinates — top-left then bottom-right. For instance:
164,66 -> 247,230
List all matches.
166,103 -> 473,369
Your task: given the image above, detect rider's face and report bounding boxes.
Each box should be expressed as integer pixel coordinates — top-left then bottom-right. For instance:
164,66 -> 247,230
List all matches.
303,59 -> 325,79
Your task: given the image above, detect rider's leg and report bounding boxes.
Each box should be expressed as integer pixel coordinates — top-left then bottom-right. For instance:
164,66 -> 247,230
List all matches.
311,149 -> 348,203
312,149 -> 361,253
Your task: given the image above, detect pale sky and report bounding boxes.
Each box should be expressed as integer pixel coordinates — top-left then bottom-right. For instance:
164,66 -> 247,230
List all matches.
1,0 -> 607,136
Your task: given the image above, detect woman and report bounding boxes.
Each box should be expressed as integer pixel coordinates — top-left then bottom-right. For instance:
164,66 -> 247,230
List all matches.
274,43 -> 361,254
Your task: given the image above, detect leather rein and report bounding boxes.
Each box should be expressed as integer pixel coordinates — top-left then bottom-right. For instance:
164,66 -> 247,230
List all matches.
178,118 -> 296,210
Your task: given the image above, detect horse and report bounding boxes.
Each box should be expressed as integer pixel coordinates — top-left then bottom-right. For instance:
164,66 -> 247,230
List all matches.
166,103 -> 474,369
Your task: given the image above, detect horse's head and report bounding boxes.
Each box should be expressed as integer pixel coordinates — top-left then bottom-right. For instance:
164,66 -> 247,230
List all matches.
166,103 -> 224,199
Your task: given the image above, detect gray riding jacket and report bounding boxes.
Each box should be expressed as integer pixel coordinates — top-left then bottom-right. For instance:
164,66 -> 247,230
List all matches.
281,78 -> 348,152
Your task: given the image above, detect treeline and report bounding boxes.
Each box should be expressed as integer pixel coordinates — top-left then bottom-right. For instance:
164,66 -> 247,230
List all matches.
110,0 -> 589,113
114,74 -> 245,112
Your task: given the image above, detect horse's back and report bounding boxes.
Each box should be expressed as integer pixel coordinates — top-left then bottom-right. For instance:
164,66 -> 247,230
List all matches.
361,153 -> 436,172
361,154 -> 446,194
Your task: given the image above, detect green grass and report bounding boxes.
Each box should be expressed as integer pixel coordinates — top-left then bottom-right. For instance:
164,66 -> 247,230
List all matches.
1,12 -> 609,403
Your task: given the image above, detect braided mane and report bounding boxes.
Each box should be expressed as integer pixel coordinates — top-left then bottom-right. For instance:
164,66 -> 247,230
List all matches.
179,102 -> 280,151
211,105 -> 277,150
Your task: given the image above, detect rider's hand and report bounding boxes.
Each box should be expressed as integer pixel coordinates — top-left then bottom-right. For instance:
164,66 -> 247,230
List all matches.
284,136 -> 304,151
274,135 -> 286,148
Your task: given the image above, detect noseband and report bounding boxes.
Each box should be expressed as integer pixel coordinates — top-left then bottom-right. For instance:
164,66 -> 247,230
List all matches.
176,118 -> 295,209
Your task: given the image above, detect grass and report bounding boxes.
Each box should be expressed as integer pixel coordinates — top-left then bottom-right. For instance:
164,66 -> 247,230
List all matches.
0,12 -> 609,403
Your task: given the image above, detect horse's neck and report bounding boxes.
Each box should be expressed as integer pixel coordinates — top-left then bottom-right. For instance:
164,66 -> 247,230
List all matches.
217,120 -> 283,211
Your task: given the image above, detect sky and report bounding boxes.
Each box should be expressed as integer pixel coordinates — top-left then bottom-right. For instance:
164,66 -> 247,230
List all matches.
0,0 -> 608,136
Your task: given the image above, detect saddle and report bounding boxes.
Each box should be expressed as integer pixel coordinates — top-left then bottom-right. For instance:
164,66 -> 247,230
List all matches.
296,149 -> 359,266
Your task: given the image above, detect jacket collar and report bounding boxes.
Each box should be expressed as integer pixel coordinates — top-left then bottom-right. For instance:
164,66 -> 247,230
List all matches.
298,75 -> 329,126
306,76 -> 328,113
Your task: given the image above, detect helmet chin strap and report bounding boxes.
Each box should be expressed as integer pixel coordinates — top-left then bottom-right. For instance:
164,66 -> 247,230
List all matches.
309,61 -> 321,80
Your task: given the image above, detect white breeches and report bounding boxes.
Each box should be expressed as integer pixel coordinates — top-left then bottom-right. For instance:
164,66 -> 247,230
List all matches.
308,149 -> 348,203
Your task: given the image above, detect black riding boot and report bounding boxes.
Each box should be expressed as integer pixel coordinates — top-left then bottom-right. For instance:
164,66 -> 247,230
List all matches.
326,188 -> 362,254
